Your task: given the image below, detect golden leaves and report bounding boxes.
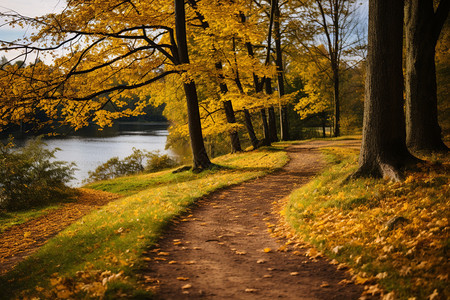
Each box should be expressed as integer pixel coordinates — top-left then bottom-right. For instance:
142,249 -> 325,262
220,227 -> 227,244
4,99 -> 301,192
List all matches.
285,148 -> 450,298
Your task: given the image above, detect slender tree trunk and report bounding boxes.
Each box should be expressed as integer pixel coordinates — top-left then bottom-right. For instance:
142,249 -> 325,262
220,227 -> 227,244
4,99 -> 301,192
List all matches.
274,0 -> 289,141
260,108 -> 271,146
244,109 -> 259,149
354,0 -> 418,181
268,106 -> 278,142
215,62 -> 242,153
405,0 -> 449,152
265,77 -> 278,142
332,65 -> 340,137
232,35 -> 259,148
175,0 -> 211,170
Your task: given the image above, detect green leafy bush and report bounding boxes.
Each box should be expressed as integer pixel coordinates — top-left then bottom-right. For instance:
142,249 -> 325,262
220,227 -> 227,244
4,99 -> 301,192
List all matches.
0,138 -> 76,211
86,148 -> 178,182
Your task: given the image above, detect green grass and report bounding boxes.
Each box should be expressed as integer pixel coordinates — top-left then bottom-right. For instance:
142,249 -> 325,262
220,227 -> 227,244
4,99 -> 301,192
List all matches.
0,146 -> 288,299
284,147 -> 449,299
0,205 -> 61,233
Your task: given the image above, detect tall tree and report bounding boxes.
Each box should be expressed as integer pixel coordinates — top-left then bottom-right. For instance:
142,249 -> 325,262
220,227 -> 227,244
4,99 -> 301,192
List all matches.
0,0 -> 212,169
288,0 -> 364,137
354,0 -> 418,181
404,0 -> 450,152
175,0 -> 211,169
273,0 -> 290,141
186,0 -> 242,153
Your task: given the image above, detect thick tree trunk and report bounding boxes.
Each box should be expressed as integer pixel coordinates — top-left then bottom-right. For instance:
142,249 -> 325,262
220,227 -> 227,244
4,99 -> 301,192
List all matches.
175,0 -> 211,170
244,109 -> 259,149
405,0 -> 449,152
354,0 -> 418,181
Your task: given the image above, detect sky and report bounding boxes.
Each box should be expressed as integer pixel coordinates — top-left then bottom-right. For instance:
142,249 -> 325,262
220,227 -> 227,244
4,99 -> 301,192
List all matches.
0,0 -> 66,62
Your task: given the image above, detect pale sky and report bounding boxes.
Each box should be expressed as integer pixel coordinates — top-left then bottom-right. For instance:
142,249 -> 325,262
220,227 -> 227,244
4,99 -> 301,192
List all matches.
0,0 -> 66,62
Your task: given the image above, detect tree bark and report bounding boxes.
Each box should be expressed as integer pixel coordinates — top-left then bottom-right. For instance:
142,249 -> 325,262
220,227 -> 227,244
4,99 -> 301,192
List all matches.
260,108 -> 271,146
268,106 -> 278,142
332,64 -> 340,137
215,62 -> 242,153
265,77 -> 278,142
232,34 -> 260,148
274,0 -> 290,141
405,0 -> 449,152
175,0 -> 211,170
244,109 -> 259,149
354,0 -> 418,181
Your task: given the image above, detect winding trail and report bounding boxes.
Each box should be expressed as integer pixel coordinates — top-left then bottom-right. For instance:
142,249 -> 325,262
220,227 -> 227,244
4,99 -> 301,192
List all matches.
142,140 -> 364,299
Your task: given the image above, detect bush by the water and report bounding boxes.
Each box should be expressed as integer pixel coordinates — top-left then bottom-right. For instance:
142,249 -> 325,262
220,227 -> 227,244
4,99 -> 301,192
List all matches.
0,138 -> 76,211
86,148 -> 178,182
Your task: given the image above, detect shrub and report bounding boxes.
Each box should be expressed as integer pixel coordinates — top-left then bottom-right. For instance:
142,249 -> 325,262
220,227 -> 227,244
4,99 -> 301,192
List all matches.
0,138 -> 77,211
86,148 -> 178,182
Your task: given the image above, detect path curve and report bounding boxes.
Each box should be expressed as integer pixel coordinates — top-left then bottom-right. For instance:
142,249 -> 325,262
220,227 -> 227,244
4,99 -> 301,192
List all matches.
142,140 -> 364,299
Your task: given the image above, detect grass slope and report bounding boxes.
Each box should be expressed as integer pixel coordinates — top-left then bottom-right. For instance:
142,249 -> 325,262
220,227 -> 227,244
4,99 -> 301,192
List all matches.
284,147 -> 449,299
0,146 -> 288,299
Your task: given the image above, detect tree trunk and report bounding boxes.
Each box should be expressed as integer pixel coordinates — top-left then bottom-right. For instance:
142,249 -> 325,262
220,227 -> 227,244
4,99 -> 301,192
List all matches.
268,106 -> 278,142
215,62 -> 242,153
244,109 -> 259,149
175,0 -> 211,170
274,0 -> 290,141
405,0 -> 449,152
223,100 -> 242,153
332,65 -> 340,137
260,108 -> 271,146
354,0 -> 418,181
265,77 -> 278,142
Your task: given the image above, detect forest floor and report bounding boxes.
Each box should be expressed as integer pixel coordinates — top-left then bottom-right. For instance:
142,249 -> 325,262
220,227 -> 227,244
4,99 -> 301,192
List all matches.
141,140 -> 367,299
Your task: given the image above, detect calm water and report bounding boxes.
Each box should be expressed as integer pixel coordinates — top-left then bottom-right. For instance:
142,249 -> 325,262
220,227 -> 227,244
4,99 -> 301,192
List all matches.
10,124 -> 171,186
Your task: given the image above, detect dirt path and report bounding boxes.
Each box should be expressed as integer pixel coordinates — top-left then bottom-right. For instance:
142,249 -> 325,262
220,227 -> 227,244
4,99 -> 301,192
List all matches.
0,189 -> 120,274
142,140 -> 364,299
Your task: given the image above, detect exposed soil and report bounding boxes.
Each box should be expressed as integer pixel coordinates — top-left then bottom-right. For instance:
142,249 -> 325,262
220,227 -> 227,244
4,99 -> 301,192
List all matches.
0,189 -> 120,274
141,140 -> 366,299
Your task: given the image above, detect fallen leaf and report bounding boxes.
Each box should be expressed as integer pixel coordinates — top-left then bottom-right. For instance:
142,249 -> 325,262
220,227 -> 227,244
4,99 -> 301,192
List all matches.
235,251 -> 247,255
177,277 -> 189,281
143,257 -> 151,261
320,282 -> 330,288
181,284 -> 192,290
256,259 -> 266,264
158,252 -> 170,256
428,289 -> 439,300
263,248 -> 272,253
245,288 -> 257,293
263,274 -> 272,278
290,272 -> 299,276
168,261 -> 178,264
338,279 -> 352,285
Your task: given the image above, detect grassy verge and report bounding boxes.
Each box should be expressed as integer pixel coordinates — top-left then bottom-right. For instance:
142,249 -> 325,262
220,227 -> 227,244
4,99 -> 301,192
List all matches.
284,147 -> 449,299
0,205 -> 62,233
0,146 -> 288,299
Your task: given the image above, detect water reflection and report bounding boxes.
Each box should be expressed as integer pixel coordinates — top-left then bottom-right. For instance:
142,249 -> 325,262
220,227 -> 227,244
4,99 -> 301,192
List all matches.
8,123 -> 170,187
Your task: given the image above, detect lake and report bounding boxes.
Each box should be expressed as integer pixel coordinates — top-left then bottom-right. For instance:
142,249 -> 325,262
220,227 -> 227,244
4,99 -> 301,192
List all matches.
9,123 -> 171,187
